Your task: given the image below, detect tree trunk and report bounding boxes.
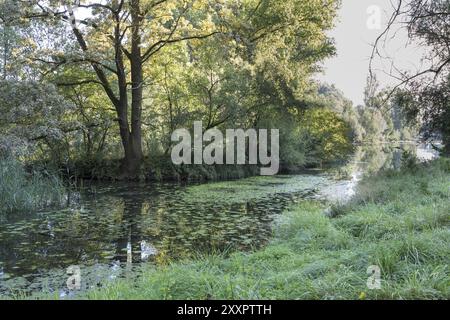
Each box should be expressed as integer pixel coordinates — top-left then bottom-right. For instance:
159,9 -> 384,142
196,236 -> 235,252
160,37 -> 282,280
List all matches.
115,98 -> 142,179
111,0 -> 144,179
123,0 -> 144,178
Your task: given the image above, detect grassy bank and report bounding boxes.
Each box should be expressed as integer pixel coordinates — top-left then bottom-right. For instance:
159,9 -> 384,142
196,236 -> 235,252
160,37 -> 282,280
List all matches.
54,159 -> 449,299
0,158 -> 66,214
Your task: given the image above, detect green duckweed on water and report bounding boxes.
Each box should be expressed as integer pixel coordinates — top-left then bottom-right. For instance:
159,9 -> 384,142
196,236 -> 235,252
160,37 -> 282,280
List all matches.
182,175 -> 328,203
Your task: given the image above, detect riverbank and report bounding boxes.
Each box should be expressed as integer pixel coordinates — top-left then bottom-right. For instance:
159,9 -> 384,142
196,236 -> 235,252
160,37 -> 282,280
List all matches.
43,157 -> 449,300
60,157 -> 314,182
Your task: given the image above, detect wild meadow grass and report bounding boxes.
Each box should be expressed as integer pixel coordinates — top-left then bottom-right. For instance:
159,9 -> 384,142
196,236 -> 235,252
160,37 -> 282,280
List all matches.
0,158 -> 66,214
53,159 -> 450,300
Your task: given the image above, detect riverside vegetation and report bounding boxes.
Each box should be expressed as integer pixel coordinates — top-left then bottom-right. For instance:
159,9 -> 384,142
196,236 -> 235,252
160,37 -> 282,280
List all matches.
0,158 -> 65,214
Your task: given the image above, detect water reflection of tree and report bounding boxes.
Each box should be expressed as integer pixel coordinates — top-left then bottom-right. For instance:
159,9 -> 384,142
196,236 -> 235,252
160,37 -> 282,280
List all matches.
339,143 -> 418,178
129,194 -> 277,260
113,193 -> 145,265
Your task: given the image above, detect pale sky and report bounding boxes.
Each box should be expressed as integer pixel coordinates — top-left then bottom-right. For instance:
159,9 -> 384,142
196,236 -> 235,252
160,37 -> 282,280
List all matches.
318,0 -> 425,106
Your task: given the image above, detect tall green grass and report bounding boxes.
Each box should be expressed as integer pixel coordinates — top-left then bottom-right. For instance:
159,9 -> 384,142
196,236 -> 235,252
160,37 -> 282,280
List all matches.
0,158 -> 66,214
45,158 -> 450,300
